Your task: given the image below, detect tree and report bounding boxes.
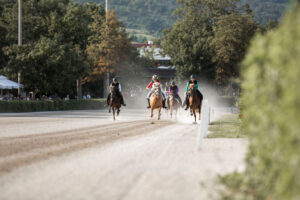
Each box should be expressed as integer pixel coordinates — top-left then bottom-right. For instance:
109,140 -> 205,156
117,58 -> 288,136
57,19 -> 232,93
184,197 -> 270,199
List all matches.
211,9 -> 258,84
86,10 -> 136,80
222,2 -> 300,199
161,0 -> 255,82
0,0 -> 90,97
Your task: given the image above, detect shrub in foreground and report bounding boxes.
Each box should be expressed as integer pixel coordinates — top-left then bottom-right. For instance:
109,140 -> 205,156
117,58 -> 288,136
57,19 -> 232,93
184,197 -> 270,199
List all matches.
222,4 -> 300,200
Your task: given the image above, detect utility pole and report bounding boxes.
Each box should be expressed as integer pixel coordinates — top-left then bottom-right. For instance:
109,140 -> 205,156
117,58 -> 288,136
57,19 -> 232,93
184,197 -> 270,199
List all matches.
18,0 -> 22,96
104,0 -> 110,97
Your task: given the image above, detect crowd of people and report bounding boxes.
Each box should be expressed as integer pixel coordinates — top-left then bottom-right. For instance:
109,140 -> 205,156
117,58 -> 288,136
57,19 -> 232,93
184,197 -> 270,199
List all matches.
0,92 -> 92,101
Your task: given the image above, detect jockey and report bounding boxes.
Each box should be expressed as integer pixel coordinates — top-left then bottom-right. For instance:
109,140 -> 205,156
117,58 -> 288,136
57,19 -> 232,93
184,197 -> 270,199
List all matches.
107,77 -> 126,107
169,81 -> 182,106
183,75 -> 203,110
146,75 -> 167,109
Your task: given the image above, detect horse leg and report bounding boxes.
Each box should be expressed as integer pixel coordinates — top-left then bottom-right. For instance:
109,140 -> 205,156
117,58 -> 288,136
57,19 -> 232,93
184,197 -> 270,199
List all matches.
199,101 -> 202,120
158,107 -> 161,120
112,107 -> 115,120
193,109 -> 196,123
117,107 -> 120,116
150,108 -> 153,118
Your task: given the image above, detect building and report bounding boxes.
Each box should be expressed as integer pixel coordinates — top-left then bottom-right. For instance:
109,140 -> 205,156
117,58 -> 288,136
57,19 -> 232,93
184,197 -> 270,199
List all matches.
132,41 -> 176,81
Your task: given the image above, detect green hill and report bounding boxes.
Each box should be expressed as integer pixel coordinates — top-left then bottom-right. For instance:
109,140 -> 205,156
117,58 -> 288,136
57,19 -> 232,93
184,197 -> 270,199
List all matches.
73,0 -> 289,38
73,0 -> 178,38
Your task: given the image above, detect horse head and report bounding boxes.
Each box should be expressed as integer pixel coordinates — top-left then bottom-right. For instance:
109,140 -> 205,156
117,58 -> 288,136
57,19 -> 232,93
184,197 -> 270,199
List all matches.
110,86 -> 119,99
188,83 -> 196,96
153,82 -> 161,97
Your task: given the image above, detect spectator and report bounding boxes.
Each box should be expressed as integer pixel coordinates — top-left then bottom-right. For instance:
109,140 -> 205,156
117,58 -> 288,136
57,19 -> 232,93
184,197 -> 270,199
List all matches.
65,94 -> 70,100
87,93 -> 91,99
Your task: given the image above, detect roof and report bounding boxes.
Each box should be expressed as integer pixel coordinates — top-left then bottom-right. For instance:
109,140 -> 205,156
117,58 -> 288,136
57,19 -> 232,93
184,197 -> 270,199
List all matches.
144,67 -> 176,79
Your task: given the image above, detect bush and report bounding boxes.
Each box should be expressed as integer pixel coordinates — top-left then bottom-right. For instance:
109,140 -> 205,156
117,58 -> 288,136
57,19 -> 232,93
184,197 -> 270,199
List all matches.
221,5 -> 300,200
0,99 -> 106,113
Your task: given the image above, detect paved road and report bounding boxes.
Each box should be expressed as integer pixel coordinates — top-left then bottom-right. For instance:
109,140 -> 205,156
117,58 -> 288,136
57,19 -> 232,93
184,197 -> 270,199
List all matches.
0,109 -> 247,200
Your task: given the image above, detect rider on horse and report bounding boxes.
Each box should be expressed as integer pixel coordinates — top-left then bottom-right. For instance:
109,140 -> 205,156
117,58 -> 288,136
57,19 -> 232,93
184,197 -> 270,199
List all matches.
146,75 -> 167,109
183,75 -> 202,110
169,81 -> 182,106
107,77 -> 126,107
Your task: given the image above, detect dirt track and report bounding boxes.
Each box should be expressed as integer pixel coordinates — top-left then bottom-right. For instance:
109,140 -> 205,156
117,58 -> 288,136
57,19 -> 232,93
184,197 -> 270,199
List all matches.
0,109 -> 247,200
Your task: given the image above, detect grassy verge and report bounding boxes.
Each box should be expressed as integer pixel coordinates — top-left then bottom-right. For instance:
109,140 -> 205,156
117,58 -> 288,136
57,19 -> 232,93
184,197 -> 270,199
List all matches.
207,114 -> 245,138
0,99 -> 106,113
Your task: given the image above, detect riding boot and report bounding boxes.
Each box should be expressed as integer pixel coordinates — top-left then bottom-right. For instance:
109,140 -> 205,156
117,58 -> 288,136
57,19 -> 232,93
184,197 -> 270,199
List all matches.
163,99 -> 168,109
147,98 -> 151,109
106,93 -> 111,107
184,96 -> 189,110
121,96 -> 126,106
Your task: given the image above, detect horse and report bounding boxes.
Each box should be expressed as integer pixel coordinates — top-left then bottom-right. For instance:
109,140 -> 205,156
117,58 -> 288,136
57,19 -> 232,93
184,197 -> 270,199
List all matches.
109,86 -> 122,120
150,82 -> 163,120
169,92 -> 180,119
188,83 -> 203,123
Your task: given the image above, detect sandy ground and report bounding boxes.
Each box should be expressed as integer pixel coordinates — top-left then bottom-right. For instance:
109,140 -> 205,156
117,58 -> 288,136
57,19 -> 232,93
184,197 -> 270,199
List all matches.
0,109 -> 247,200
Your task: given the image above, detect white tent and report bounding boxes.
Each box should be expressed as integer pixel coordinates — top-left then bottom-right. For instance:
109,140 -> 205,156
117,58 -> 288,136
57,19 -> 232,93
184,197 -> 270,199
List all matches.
0,75 -> 23,89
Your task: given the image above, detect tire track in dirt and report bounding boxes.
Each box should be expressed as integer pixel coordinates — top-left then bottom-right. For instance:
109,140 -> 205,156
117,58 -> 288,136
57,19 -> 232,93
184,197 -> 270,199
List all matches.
0,120 -> 172,175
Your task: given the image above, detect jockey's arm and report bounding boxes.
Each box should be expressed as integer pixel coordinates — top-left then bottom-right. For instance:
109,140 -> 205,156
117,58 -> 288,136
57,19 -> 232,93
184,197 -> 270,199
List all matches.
186,82 -> 190,92
119,84 -> 122,92
196,82 -> 199,90
146,81 -> 153,90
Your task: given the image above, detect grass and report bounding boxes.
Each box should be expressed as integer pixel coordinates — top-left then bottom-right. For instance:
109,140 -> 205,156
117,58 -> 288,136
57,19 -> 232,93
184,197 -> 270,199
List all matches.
207,114 -> 245,138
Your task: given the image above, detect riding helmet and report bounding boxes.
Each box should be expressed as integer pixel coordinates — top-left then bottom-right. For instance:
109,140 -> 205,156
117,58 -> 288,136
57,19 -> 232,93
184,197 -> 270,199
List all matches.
152,75 -> 159,80
171,81 -> 175,85
190,74 -> 196,79
165,82 -> 169,86
113,77 -> 118,82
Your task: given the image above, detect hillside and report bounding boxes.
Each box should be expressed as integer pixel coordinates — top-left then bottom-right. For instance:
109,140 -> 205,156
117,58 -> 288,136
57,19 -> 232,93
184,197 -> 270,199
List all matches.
73,0 -> 289,38
74,0 -> 178,38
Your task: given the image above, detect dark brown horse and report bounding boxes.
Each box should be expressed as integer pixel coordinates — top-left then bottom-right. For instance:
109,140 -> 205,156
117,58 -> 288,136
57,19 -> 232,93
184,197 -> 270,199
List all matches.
169,92 -> 180,119
109,86 -> 122,120
188,83 -> 203,123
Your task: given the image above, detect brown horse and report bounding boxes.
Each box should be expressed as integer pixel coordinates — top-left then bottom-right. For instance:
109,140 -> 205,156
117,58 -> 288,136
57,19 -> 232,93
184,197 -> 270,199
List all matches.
109,86 -> 121,120
150,82 -> 163,120
169,92 -> 180,119
188,83 -> 203,123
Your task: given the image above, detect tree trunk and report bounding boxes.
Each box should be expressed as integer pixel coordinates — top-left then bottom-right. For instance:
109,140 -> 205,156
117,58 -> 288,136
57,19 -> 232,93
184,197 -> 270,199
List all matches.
76,79 -> 82,99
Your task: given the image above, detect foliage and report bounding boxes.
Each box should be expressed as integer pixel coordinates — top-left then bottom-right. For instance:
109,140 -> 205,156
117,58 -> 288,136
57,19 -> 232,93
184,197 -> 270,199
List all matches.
211,8 -> 258,83
221,3 -> 300,199
73,0 -> 178,36
73,0 -> 289,38
0,99 -> 106,112
0,0 -> 91,96
241,0 -> 288,25
0,0 -> 139,98
85,10 -> 136,81
161,0 -> 258,83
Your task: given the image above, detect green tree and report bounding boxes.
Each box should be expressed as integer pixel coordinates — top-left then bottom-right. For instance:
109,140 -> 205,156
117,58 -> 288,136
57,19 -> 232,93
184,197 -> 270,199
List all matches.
222,2 -> 300,199
0,0 -> 90,97
161,0 -> 256,82
211,9 -> 258,84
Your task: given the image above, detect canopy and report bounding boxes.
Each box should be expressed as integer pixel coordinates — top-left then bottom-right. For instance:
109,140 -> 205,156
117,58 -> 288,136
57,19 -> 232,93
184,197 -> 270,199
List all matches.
0,75 -> 23,89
